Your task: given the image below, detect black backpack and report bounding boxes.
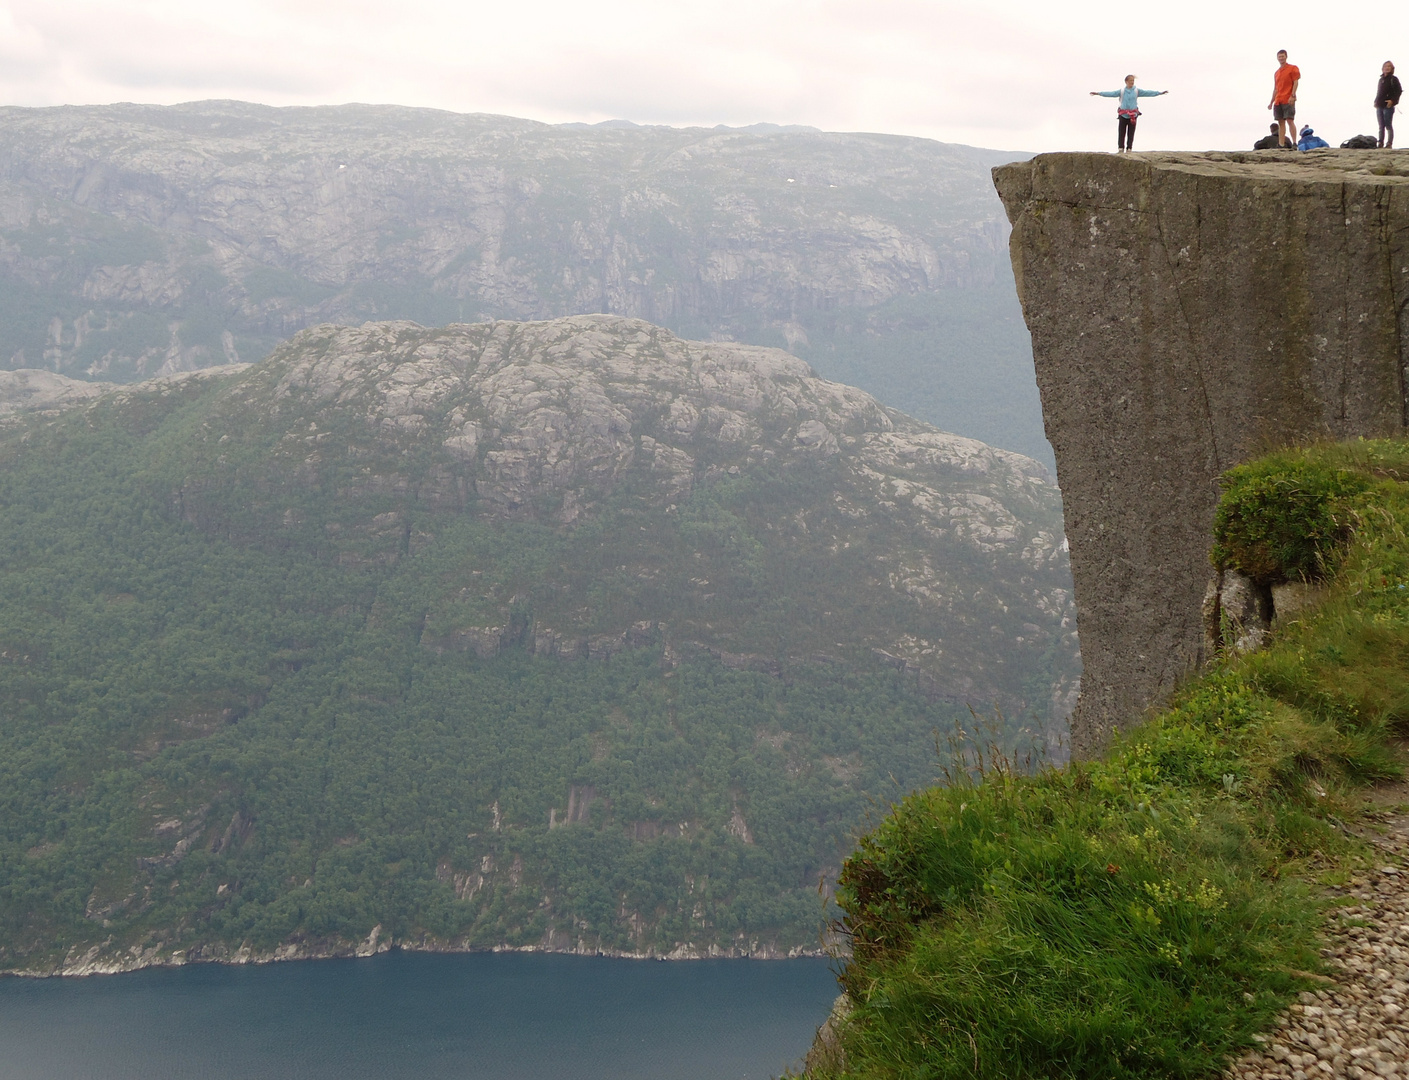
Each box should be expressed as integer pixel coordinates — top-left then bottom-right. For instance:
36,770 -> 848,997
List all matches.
1341,134 -> 1379,149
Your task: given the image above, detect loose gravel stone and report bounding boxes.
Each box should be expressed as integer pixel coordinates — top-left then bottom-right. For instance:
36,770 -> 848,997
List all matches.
1225,814 -> 1409,1078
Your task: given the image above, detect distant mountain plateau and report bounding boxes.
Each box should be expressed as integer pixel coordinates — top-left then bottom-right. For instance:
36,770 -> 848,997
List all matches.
0,100 -> 1046,463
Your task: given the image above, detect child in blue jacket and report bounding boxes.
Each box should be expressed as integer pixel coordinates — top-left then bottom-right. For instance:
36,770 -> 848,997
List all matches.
1297,125 -> 1330,150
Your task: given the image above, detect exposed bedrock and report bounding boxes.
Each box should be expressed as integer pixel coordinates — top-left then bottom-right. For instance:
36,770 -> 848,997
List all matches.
995,150 -> 1409,758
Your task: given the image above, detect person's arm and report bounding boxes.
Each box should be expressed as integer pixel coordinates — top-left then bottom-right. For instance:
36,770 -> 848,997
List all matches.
1137,89 -> 1165,97
1090,90 -> 1121,97
1290,78 -> 1299,104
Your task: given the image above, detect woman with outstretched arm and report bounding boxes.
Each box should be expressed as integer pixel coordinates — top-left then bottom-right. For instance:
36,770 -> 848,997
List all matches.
1090,76 -> 1168,152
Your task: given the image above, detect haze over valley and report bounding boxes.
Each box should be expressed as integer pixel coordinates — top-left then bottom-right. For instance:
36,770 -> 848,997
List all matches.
0,94 -> 1072,1080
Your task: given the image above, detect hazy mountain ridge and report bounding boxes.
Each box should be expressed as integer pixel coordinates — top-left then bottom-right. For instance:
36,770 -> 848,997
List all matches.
0,101 -> 1046,460
0,317 -> 1073,971
0,364 -> 244,423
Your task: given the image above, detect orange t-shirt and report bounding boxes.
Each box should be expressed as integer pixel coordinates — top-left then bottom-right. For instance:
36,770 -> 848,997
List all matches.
1273,64 -> 1301,104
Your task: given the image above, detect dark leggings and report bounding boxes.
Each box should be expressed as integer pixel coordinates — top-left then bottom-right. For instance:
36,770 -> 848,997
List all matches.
1118,115 -> 1137,150
1379,106 -> 1396,148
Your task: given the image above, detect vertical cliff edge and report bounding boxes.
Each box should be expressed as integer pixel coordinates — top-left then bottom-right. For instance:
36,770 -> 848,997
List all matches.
995,150 -> 1409,757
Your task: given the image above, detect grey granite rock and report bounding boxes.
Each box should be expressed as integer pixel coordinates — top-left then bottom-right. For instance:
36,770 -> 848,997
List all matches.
1203,569 -> 1272,656
995,151 -> 1409,758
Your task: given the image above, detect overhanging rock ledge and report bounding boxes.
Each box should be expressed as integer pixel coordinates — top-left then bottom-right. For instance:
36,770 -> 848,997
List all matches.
994,150 -> 1409,758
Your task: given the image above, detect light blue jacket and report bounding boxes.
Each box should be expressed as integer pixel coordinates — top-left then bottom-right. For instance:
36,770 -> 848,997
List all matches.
1097,87 -> 1163,110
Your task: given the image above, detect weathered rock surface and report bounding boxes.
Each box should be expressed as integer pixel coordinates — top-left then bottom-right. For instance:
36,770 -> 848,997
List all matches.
193,315 -> 1075,717
995,151 -> 1409,757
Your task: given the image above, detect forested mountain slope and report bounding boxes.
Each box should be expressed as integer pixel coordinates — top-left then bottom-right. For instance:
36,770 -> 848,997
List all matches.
0,316 -> 1074,972
0,102 -> 1043,460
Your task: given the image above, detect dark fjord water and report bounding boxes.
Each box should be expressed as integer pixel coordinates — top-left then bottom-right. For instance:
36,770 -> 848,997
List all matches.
0,952 -> 838,1080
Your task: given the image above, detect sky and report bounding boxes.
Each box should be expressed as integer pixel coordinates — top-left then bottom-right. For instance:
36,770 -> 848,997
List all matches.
0,0 -> 1397,153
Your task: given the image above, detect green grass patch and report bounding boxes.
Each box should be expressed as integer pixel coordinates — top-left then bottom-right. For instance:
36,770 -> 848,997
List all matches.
821,439 -> 1409,1078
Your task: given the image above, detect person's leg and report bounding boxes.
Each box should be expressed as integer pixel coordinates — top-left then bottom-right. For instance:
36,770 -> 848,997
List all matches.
1126,117 -> 1136,150
1117,116 -> 1129,150
1378,107 -> 1389,147
1388,107 -> 1395,149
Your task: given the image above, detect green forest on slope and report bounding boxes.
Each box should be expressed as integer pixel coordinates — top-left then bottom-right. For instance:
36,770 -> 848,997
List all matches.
0,367 -> 1062,972
814,440 -> 1409,1079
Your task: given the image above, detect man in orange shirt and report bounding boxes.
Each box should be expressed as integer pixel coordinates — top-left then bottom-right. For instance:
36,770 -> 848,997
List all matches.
1268,50 -> 1301,148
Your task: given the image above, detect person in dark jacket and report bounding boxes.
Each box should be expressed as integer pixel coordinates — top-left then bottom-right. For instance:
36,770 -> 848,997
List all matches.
1377,61 -> 1402,148
1254,122 -> 1288,149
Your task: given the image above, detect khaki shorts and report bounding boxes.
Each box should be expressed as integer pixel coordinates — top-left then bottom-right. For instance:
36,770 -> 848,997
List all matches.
1273,102 -> 1296,121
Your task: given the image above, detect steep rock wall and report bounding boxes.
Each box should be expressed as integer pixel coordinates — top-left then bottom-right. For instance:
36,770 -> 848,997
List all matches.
995,150 -> 1409,757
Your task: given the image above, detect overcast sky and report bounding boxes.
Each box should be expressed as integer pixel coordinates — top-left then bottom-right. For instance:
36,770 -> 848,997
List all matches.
0,1 -> 1394,153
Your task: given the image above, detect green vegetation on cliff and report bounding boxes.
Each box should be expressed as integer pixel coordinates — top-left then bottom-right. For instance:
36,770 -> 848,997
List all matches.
819,440 -> 1409,1078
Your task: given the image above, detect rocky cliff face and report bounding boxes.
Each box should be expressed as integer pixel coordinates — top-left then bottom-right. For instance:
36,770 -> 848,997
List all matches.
0,101 -> 1046,459
995,150 -> 1409,757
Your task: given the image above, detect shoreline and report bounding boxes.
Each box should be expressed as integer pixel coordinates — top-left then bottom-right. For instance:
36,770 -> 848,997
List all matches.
7,929 -> 841,979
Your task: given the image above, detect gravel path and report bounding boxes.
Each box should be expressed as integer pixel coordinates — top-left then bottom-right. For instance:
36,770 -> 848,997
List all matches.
1226,812 -> 1409,1080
